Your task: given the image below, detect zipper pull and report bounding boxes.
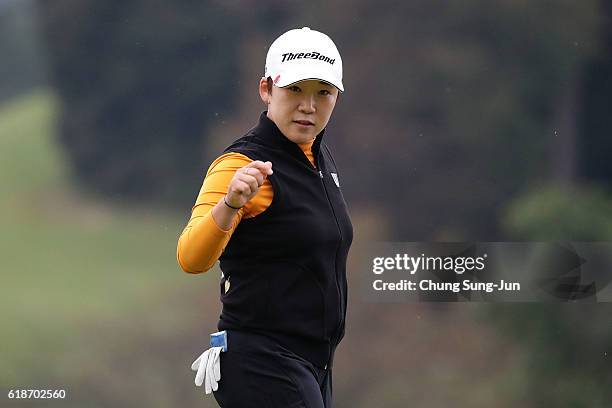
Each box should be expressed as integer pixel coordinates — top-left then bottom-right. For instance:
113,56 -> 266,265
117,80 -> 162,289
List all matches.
318,170 -> 323,179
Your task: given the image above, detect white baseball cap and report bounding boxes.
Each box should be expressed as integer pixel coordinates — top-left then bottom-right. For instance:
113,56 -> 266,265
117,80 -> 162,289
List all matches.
265,27 -> 344,92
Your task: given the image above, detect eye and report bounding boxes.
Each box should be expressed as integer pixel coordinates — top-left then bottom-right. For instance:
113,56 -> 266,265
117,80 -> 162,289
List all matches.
289,85 -> 301,92
319,89 -> 332,96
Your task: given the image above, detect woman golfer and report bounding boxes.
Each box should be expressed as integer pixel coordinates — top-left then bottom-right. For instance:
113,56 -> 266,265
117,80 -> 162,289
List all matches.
177,27 -> 353,408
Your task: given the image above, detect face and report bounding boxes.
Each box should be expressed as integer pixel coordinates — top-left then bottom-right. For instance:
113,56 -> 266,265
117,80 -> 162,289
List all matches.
259,78 -> 339,144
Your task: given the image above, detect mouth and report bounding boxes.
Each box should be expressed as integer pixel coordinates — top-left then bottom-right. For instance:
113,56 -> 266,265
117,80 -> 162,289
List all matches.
293,120 -> 315,127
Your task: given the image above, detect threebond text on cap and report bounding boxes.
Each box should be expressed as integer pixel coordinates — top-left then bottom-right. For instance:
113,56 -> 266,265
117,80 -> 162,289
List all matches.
265,27 -> 344,92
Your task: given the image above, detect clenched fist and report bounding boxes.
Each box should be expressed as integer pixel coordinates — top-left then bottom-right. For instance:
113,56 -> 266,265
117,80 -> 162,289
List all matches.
224,160 -> 273,209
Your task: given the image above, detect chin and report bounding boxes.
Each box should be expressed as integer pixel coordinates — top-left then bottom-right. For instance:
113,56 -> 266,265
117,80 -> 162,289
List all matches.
282,129 -> 312,143
288,135 -> 311,144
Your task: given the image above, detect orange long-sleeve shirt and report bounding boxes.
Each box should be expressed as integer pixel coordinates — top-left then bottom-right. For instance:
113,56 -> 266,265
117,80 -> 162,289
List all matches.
176,140 -> 316,273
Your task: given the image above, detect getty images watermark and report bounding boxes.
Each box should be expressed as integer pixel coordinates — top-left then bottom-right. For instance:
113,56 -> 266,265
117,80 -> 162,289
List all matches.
359,243 -> 612,302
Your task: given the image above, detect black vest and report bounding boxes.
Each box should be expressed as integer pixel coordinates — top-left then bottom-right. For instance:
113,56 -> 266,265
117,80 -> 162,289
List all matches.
217,111 -> 353,369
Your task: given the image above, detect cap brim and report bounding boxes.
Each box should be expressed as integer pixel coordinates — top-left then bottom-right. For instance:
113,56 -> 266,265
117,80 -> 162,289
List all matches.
274,66 -> 344,92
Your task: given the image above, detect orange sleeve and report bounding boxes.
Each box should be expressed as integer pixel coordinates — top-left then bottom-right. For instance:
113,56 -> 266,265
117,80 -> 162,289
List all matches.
176,152 -> 273,274
176,141 -> 315,274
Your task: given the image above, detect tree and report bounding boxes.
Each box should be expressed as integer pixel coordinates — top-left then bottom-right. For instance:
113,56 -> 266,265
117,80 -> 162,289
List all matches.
36,0 -> 243,206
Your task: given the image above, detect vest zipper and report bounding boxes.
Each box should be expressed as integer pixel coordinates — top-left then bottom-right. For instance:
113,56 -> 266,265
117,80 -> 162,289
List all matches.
318,167 -> 344,366
313,147 -> 344,367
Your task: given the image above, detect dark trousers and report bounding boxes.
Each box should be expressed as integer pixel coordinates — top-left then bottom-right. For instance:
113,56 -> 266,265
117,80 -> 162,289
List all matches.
212,330 -> 333,408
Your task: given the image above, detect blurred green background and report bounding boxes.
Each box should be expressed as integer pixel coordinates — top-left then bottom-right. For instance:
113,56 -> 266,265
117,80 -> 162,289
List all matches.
1,0 -> 611,406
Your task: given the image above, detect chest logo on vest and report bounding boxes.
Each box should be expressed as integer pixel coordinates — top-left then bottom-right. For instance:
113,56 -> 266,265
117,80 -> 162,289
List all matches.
331,172 -> 340,188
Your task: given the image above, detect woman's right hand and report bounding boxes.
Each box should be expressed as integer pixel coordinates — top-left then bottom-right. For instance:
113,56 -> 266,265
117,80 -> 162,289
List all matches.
225,160 -> 273,209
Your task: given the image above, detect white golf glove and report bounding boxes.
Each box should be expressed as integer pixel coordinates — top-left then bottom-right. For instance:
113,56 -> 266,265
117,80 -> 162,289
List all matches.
191,346 -> 222,394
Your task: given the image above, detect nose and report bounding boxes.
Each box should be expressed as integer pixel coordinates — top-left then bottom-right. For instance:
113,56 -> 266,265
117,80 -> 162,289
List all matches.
298,93 -> 316,113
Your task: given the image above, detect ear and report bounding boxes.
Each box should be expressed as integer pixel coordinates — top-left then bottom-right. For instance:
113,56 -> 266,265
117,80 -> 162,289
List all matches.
259,77 -> 270,105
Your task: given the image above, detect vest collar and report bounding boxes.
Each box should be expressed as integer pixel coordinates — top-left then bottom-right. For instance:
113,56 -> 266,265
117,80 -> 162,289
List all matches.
254,111 -> 325,164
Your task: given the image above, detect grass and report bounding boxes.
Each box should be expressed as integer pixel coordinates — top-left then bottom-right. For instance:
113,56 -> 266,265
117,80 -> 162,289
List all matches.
0,89 -> 211,386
